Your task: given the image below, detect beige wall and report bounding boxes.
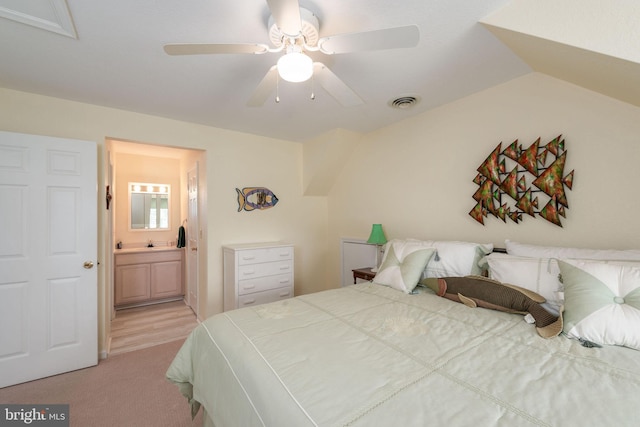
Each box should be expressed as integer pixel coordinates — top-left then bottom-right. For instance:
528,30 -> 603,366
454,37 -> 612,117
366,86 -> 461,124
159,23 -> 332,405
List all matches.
0,87 -> 328,357
325,73 -> 640,286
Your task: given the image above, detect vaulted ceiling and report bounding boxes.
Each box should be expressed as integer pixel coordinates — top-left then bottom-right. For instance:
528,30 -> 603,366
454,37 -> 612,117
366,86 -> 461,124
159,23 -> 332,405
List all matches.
0,0 -> 637,142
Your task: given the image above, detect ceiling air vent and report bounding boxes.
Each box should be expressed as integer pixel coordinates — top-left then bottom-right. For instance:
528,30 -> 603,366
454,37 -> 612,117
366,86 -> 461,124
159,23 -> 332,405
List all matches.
388,95 -> 420,109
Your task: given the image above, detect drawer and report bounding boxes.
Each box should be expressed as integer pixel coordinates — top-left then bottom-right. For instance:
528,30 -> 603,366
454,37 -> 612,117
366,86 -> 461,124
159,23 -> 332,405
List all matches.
238,260 -> 292,279
237,247 -> 293,265
238,273 -> 293,295
237,286 -> 293,308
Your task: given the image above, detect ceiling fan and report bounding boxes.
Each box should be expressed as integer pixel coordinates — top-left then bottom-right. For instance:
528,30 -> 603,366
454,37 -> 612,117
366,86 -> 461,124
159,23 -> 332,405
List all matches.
163,0 -> 420,107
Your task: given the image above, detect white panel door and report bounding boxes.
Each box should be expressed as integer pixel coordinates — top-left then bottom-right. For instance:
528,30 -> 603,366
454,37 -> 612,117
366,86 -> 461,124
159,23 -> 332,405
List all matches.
0,131 -> 97,387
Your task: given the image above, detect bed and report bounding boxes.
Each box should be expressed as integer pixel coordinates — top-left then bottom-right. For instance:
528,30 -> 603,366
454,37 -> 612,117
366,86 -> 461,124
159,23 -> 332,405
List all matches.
167,239 -> 640,426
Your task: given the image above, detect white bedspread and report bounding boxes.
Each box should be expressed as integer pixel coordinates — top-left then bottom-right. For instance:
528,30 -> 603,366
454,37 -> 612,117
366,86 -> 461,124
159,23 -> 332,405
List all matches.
167,283 -> 640,426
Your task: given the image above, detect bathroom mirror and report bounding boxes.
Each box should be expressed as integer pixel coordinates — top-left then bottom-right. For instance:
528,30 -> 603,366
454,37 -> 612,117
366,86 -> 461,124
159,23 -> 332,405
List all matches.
129,182 -> 170,230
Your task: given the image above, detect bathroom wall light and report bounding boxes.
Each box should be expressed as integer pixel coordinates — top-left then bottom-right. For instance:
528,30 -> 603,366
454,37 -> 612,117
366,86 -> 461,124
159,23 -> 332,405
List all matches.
277,45 -> 313,83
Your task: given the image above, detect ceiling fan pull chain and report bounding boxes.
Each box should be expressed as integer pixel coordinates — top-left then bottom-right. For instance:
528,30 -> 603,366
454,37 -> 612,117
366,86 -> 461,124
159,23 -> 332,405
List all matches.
310,73 -> 315,100
275,73 -> 280,103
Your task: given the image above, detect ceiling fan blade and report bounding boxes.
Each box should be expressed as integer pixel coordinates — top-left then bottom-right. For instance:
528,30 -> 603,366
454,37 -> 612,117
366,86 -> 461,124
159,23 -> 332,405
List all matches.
313,63 -> 363,107
266,0 -> 302,37
164,43 -> 268,55
318,25 -> 420,54
247,66 -> 279,107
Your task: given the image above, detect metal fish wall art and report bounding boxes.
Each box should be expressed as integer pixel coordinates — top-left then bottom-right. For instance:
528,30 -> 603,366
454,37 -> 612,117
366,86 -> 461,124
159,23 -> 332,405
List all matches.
236,187 -> 279,212
470,135 -> 574,227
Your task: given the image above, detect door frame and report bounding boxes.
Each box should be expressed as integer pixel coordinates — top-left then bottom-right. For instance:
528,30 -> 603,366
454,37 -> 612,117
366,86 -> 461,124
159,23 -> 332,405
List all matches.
186,162 -> 199,316
104,140 -> 206,354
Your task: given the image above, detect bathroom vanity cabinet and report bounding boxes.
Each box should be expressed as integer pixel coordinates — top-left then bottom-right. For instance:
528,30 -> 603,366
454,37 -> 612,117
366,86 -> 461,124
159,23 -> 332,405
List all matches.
114,248 -> 184,308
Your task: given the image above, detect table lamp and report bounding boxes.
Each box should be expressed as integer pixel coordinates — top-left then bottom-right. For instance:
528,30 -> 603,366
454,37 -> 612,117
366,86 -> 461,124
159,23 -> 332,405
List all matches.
367,224 -> 387,272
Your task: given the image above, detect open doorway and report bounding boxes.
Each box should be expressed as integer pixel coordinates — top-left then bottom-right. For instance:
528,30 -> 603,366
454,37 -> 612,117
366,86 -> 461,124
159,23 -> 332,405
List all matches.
105,138 -> 205,355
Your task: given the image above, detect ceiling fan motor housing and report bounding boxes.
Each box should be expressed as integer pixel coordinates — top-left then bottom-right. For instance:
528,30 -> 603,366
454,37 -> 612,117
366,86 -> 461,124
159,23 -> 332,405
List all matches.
268,7 -> 319,47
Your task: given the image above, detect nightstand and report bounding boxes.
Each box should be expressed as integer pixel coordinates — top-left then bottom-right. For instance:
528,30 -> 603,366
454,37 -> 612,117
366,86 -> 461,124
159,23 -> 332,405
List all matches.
352,267 -> 376,284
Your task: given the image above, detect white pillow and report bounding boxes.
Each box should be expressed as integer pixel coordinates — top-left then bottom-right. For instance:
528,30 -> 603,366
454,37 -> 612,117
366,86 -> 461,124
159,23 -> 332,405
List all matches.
373,239 -> 436,293
505,240 -> 640,261
418,240 -> 493,278
559,259 -> 640,351
482,253 -> 562,315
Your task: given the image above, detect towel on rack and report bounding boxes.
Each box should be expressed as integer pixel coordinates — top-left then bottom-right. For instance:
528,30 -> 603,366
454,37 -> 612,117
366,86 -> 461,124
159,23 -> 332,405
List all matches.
177,225 -> 186,248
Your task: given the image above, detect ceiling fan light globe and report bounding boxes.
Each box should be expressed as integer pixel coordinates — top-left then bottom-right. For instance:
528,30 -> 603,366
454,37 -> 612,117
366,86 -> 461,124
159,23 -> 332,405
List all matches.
277,52 -> 313,82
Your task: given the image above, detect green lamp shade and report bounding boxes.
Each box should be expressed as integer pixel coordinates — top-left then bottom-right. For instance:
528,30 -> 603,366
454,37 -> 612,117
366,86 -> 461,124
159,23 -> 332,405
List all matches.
367,224 -> 387,245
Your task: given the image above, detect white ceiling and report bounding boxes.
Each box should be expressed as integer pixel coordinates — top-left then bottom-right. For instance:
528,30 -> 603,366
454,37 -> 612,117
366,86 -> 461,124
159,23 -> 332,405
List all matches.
0,0 -> 636,143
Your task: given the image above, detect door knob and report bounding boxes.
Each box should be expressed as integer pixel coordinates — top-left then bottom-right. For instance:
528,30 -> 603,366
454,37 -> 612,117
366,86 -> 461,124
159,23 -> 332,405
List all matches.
83,261 -> 94,269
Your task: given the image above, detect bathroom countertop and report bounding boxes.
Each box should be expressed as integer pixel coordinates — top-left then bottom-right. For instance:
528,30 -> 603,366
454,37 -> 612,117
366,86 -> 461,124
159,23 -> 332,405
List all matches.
114,246 -> 183,254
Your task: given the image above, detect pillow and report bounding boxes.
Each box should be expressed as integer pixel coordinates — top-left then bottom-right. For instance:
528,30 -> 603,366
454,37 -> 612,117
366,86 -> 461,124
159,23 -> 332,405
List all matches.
482,253 -> 563,315
496,242 -> 640,316
373,239 -> 436,293
421,276 -> 562,338
505,240 -> 640,260
559,259 -> 640,350
418,240 -> 493,278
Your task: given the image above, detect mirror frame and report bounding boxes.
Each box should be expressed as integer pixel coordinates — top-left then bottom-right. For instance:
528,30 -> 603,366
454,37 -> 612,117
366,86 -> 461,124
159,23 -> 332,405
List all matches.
128,182 -> 171,231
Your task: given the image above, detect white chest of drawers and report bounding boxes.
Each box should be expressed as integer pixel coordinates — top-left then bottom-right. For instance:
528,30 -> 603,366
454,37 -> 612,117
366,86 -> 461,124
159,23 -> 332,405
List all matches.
223,242 -> 294,311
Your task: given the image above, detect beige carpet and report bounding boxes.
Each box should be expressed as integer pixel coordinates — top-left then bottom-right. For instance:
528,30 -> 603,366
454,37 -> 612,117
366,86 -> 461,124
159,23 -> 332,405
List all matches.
0,339 -> 202,427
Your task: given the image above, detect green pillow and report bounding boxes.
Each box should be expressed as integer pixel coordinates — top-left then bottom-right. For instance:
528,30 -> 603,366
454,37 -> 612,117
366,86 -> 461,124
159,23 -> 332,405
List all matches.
559,259 -> 640,350
373,239 -> 436,293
